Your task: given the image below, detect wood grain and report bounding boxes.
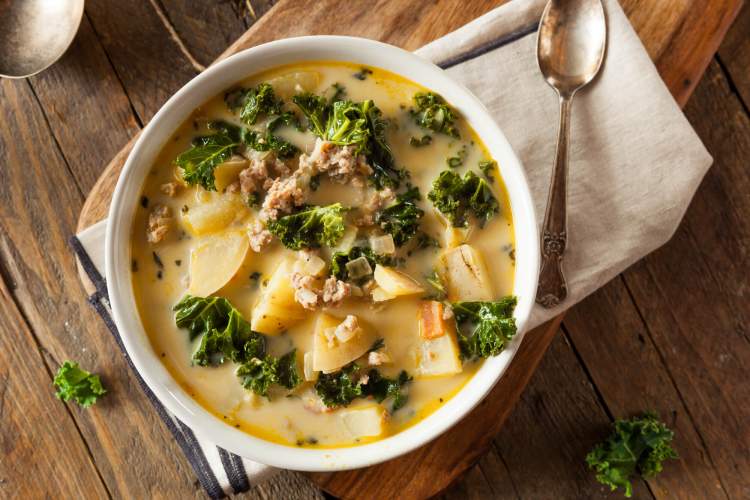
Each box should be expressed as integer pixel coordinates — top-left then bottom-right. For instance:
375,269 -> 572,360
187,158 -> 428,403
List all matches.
0,273 -> 109,499
619,60 -> 750,498
718,3 -> 750,107
49,0 -> 743,498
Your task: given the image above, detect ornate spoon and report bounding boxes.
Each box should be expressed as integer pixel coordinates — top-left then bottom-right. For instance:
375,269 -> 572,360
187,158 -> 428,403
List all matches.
535,0 -> 607,308
0,0 -> 85,78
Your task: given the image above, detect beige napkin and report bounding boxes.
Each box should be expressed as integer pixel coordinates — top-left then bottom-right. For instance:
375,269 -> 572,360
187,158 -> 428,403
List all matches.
74,0 -> 711,495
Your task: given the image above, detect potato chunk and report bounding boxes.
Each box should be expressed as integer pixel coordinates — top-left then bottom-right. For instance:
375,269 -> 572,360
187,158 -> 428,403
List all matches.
437,244 -> 493,301
268,71 -> 321,100
373,265 -> 424,297
250,258 -> 305,335
312,313 -> 375,373
340,406 -> 385,439
213,156 -> 248,192
188,231 -> 250,297
182,193 -> 248,236
416,333 -> 462,377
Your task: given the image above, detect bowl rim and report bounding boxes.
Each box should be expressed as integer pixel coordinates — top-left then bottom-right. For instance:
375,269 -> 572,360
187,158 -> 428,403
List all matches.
106,35 -> 539,471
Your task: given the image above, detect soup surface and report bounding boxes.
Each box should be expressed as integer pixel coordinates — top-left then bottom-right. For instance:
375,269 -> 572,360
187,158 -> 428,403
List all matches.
131,62 -> 517,447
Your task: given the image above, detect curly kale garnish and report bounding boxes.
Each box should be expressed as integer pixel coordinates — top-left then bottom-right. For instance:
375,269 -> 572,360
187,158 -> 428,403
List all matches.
330,246 -> 393,281
478,159 -> 497,181
314,362 -> 412,411
174,131 -> 239,191
236,349 -> 302,398
266,203 -> 347,250
53,361 -> 107,408
428,170 -> 499,227
586,413 -> 678,497
453,297 -> 517,359
228,82 -> 283,125
241,111 -> 299,159
375,186 -> 425,246
293,94 -> 405,190
410,92 -> 460,138
174,295 -> 266,366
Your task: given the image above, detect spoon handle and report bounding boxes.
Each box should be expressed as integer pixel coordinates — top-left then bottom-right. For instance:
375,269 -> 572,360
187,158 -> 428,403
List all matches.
536,93 -> 572,308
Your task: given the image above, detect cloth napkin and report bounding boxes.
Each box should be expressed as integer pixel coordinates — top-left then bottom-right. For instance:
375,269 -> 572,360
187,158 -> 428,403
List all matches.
71,0 -> 712,496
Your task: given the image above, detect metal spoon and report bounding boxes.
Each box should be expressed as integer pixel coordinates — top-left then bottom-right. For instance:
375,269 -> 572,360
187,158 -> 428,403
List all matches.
0,0 -> 85,79
535,0 -> 606,308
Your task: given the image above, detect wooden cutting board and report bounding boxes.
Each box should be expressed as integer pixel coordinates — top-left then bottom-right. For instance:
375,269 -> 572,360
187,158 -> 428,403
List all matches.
74,0 -> 741,498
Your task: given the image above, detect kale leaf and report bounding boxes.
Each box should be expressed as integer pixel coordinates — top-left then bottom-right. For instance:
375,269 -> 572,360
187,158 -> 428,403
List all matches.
53,360 -> 107,408
361,369 -> 412,411
236,349 -> 302,398
586,413 -> 678,498
241,111 -> 299,159
174,295 -> 266,366
330,246 -> 392,281
314,363 -> 412,411
266,203 -> 347,250
410,92 -> 460,138
314,363 -> 363,408
174,131 -> 239,191
238,83 -> 283,125
428,170 -> 499,227
293,94 -> 404,190
376,186 -> 425,247
453,297 -> 517,359
478,159 -> 497,181
236,356 -> 279,397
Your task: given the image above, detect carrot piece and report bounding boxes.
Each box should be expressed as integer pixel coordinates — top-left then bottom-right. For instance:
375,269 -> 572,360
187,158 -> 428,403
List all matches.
419,301 -> 453,340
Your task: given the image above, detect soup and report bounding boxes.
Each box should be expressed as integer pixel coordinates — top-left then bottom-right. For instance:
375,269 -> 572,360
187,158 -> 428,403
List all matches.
131,62 -> 517,448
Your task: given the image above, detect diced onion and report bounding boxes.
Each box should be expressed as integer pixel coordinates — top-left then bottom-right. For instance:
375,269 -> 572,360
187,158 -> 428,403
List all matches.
345,256 -> 373,279
295,252 -> 326,276
369,234 -> 396,255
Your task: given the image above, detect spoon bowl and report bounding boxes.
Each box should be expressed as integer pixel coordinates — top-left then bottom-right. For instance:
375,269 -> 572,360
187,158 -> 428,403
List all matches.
538,0 -> 606,96
0,0 -> 85,79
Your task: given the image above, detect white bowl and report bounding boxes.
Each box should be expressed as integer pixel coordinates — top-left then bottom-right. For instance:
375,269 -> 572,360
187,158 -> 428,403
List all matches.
106,36 -> 539,471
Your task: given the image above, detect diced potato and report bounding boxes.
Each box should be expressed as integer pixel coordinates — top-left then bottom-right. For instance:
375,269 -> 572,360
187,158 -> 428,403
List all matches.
268,71 -> 321,100
373,265 -> 424,297
340,406 -> 385,439
213,156 -> 248,192
418,301 -> 453,340
371,286 -> 396,302
312,313 -> 376,373
182,193 -> 248,236
332,225 -> 357,253
436,211 -> 471,249
250,258 -> 305,335
437,244 -> 493,301
303,351 -> 318,382
189,231 -> 250,296
416,331 -> 462,377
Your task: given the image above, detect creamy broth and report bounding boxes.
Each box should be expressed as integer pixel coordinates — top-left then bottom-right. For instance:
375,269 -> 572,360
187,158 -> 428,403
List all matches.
131,62 -> 516,447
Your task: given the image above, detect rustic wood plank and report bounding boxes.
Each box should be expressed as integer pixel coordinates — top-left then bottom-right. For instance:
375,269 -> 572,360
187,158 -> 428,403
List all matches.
157,0 -> 276,66
617,60 -> 750,498
84,0 -> 199,122
718,3 -> 750,107
309,318 -> 562,499
0,78 -> 206,499
28,15 -> 140,194
648,0 -> 743,107
0,273 -> 109,499
564,279 -> 728,498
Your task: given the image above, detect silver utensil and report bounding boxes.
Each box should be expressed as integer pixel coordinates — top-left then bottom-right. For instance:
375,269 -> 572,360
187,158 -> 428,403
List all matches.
535,0 -> 606,308
0,0 -> 85,79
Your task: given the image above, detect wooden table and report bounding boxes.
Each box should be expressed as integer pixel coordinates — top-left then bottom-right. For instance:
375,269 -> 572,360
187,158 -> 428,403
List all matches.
1,1 -> 748,498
